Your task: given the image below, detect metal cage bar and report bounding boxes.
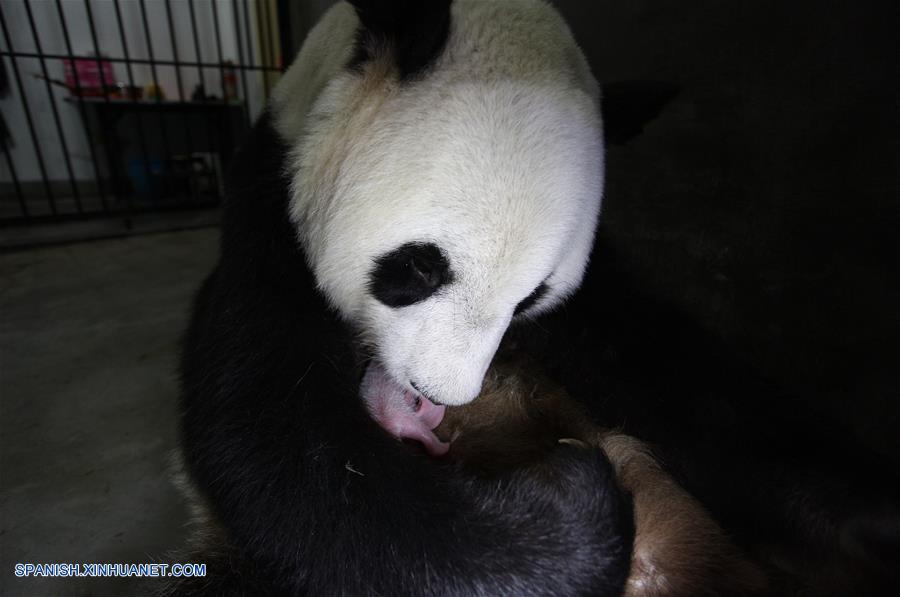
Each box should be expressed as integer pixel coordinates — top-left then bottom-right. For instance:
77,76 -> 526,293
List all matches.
0,50 -> 283,72
85,0 -> 129,210
103,0 -> 148,212
55,0 -> 109,213
187,0 -> 221,202
163,0 -> 199,203
0,2 -> 57,216
23,0 -> 82,214
0,0 -> 289,226
232,0 -> 252,129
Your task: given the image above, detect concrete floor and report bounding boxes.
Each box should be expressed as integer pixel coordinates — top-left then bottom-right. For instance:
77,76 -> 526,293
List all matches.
0,228 -> 219,596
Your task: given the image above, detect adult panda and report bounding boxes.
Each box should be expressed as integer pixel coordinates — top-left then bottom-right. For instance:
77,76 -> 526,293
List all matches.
177,0 -> 637,594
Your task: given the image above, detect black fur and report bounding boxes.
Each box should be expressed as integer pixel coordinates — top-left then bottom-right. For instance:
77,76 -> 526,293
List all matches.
369,242 -> 453,308
514,281 -> 549,316
173,113 -> 634,595
347,0 -> 452,81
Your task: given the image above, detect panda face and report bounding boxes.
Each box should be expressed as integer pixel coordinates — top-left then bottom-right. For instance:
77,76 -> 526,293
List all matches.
275,0 -> 603,405
306,86 -> 600,405
366,240 -> 554,405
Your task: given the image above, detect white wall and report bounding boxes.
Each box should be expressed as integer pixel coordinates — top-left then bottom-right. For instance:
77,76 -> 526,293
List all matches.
0,0 -> 277,185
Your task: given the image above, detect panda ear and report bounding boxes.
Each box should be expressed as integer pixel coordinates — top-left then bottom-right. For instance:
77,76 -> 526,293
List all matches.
347,0 -> 453,81
601,80 -> 680,145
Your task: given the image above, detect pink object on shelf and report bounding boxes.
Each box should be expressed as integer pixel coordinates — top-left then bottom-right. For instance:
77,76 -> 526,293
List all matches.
64,57 -> 116,96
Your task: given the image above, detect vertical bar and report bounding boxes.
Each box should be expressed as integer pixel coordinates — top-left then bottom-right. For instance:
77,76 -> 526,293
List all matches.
260,0 -> 274,70
23,0 -> 83,214
188,0 -> 206,96
164,0 -> 199,202
242,0 -> 257,117
259,0 -> 275,98
242,0 -> 255,67
0,3 -> 56,215
1,134 -> 28,217
55,0 -> 109,213
108,0 -> 149,211
277,0 -> 291,69
210,0 -> 227,99
211,0 -> 230,188
187,0 -> 207,96
163,0 -> 186,102
136,0 -> 164,102
85,0 -> 134,212
137,0 -> 173,200
187,0 -> 220,200
254,1 -> 265,68
232,0 -> 251,128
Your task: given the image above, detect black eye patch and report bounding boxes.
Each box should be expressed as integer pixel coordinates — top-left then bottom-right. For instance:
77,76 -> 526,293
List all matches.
514,282 -> 549,316
369,242 -> 453,308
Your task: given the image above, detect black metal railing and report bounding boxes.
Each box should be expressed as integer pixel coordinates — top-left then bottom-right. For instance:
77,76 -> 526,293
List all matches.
0,0 -> 291,225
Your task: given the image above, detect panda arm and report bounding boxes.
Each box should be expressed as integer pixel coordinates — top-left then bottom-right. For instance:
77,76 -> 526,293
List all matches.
178,116 -> 633,596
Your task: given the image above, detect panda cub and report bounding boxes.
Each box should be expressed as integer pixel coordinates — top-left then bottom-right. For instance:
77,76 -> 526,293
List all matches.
362,355 -> 769,597
176,0 -> 635,594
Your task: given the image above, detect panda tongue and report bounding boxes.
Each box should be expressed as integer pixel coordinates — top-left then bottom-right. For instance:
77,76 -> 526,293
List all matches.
360,364 -> 449,457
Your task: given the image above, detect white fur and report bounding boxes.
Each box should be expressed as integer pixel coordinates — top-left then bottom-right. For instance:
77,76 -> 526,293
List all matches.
271,0 -> 603,405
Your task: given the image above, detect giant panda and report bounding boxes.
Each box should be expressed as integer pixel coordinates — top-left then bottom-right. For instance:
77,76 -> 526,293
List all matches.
175,0 -> 900,594
176,1 -> 636,595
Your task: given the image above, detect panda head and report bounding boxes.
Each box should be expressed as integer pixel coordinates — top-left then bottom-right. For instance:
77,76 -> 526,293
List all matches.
273,0 -> 604,406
